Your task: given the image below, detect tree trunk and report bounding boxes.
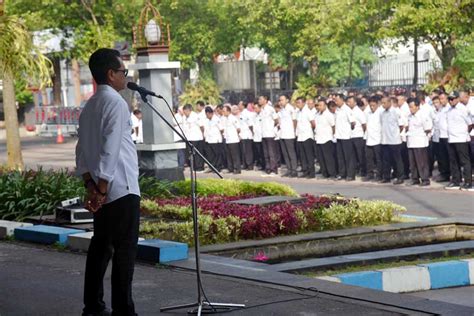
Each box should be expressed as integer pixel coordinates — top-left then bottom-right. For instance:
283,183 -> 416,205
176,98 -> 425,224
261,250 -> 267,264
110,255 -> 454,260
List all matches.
289,56 -> 294,90
3,70 -> 24,170
413,37 -> 418,87
52,56 -> 62,106
71,58 -> 82,107
441,44 -> 456,71
348,41 -> 355,87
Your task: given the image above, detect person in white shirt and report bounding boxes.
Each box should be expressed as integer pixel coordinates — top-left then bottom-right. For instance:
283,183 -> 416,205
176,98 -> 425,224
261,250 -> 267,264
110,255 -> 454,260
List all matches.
364,96 -> 383,182
238,101 -> 255,170
417,91 -> 436,176
334,94 -> 356,181
445,92 -> 473,190
220,105 -> 242,174
174,106 -> 186,168
314,99 -> 337,178
130,109 -> 142,144
252,103 -> 265,171
347,96 -> 367,177
460,90 -> 474,171
380,96 -> 405,184
431,93 -> 451,182
182,104 -> 205,171
306,97 -> 319,163
277,94 -> 298,177
75,48 -> 140,315
258,95 -> 279,175
295,97 -> 316,178
196,100 -> 207,128
203,106 -> 223,171
397,95 -> 411,179
406,97 -> 433,186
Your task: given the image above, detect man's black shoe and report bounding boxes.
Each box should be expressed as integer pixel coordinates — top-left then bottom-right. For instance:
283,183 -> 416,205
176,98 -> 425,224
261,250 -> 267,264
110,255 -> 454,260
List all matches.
82,309 -> 111,316
393,179 -> 404,185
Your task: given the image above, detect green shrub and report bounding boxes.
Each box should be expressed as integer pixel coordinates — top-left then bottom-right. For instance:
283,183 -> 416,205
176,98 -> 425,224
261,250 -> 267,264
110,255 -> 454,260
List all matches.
139,175 -> 173,199
314,200 -> 406,230
172,178 -> 298,197
141,199 -> 193,221
0,169 -> 85,221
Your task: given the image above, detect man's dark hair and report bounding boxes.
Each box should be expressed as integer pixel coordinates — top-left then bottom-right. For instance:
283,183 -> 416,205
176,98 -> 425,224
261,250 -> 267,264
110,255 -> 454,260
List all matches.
335,93 -> 345,100
205,106 -> 214,113
259,95 -> 269,101
183,104 -> 193,111
432,96 -> 440,102
133,109 -> 141,115
347,96 -> 355,102
196,100 -> 205,107
224,105 -> 231,112
327,100 -> 337,108
408,97 -> 420,106
296,96 -> 306,102
216,104 -> 224,109
369,96 -> 379,103
356,98 -> 364,107
88,48 -> 121,85
280,94 -> 290,100
318,96 -> 327,103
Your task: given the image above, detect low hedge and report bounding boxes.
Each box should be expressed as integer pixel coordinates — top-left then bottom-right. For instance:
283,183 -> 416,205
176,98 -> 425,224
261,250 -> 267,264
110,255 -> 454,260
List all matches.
139,195 -> 406,245
0,168 -> 297,221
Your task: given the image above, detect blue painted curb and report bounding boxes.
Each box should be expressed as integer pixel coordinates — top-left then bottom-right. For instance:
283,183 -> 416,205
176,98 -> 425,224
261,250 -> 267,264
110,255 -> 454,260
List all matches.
325,259 -> 473,292
137,239 -> 188,263
14,225 -> 84,245
420,261 -> 470,289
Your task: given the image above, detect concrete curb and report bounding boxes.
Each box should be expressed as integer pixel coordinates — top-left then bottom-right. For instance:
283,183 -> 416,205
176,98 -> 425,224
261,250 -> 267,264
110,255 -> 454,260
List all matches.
5,221 -> 188,263
317,259 -> 473,293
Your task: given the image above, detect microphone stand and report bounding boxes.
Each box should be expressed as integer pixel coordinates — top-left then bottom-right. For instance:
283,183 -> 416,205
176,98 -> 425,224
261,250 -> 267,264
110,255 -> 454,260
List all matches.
137,92 -> 245,315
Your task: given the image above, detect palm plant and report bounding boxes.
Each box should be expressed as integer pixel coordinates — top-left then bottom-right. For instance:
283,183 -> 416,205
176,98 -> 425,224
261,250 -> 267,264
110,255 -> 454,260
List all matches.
0,2 -> 51,170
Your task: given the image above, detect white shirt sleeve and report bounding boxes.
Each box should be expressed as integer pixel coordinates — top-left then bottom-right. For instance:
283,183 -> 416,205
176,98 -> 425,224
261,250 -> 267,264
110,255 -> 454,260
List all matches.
98,99 -> 127,182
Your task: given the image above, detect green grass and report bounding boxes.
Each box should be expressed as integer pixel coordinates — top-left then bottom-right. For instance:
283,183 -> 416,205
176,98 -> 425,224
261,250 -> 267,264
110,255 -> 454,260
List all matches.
300,253 -> 474,278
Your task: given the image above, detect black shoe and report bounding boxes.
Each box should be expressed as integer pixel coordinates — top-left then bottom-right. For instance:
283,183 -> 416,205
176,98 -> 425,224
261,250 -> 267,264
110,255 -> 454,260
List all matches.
419,181 -> 430,187
406,180 -> 419,186
346,177 -> 355,181
362,176 -> 373,182
393,179 -> 404,185
336,175 -> 344,181
289,172 -> 298,178
281,172 -> 290,177
305,174 -> 315,179
233,171 -> 241,174
445,182 -> 460,190
460,183 -> 474,191
435,176 -> 449,183
379,179 -> 390,183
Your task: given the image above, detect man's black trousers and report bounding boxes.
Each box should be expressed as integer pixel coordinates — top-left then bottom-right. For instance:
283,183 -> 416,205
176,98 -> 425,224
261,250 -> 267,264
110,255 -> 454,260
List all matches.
83,194 -> 140,316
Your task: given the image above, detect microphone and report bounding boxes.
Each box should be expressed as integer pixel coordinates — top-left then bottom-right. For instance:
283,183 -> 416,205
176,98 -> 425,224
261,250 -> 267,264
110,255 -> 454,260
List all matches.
127,82 -> 161,98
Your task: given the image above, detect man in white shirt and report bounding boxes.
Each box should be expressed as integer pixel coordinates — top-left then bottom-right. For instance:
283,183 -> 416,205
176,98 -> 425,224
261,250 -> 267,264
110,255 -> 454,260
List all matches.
76,48 -> 140,315
258,95 -> 279,175
130,109 -> 143,144
380,96 -> 405,184
278,94 -> 298,177
306,97 -> 319,163
364,96 -> 383,182
334,94 -> 356,181
314,99 -> 337,178
220,105 -> 241,174
295,97 -> 316,178
445,92 -> 473,190
203,106 -> 223,171
238,101 -> 255,170
432,93 -> 451,182
252,103 -> 265,170
347,96 -> 367,177
460,90 -> 474,171
182,104 -> 205,172
406,97 -> 433,186
397,95 -> 411,179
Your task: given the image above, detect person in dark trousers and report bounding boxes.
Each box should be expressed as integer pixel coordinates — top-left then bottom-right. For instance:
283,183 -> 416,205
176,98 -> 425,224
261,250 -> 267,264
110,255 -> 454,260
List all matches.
364,96 -> 383,181
295,97 -> 316,178
257,96 -> 279,176
220,105 -> 242,174
347,96 -> 367,177
76,48 -> 141,316
278,94 -> 298,177
202,106 -> 223,171
432,93 -> 451,182
380,96 -> 405,185
334,94 -> 356,181
237,101 -> 255,170
406,97 -> 432,186
314,99 -> 337,178
445,92 -> 473,191
182,104 -> 205,171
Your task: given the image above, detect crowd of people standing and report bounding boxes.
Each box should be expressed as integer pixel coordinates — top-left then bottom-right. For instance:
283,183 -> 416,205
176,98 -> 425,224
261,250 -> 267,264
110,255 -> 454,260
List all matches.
172,88 -> 474,191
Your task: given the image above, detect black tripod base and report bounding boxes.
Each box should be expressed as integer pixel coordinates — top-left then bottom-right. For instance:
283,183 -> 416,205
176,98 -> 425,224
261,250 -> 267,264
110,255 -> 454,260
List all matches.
161,301 -> 245,315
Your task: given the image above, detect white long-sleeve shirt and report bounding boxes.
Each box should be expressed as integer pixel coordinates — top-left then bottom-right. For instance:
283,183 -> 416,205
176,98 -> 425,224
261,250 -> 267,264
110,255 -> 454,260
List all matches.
75,85 -> 140,204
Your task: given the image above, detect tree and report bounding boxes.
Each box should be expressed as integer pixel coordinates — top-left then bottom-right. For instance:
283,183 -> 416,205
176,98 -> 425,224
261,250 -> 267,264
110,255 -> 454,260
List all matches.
0,2 -> 52,169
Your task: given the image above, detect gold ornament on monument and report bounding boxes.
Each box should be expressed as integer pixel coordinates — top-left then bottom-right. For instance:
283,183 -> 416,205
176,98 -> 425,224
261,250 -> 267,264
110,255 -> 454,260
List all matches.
133,0 -> 170,55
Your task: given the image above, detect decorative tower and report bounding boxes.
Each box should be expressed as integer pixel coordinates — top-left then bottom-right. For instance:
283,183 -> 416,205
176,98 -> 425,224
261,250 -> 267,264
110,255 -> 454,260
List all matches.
130,1 -> 184,180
